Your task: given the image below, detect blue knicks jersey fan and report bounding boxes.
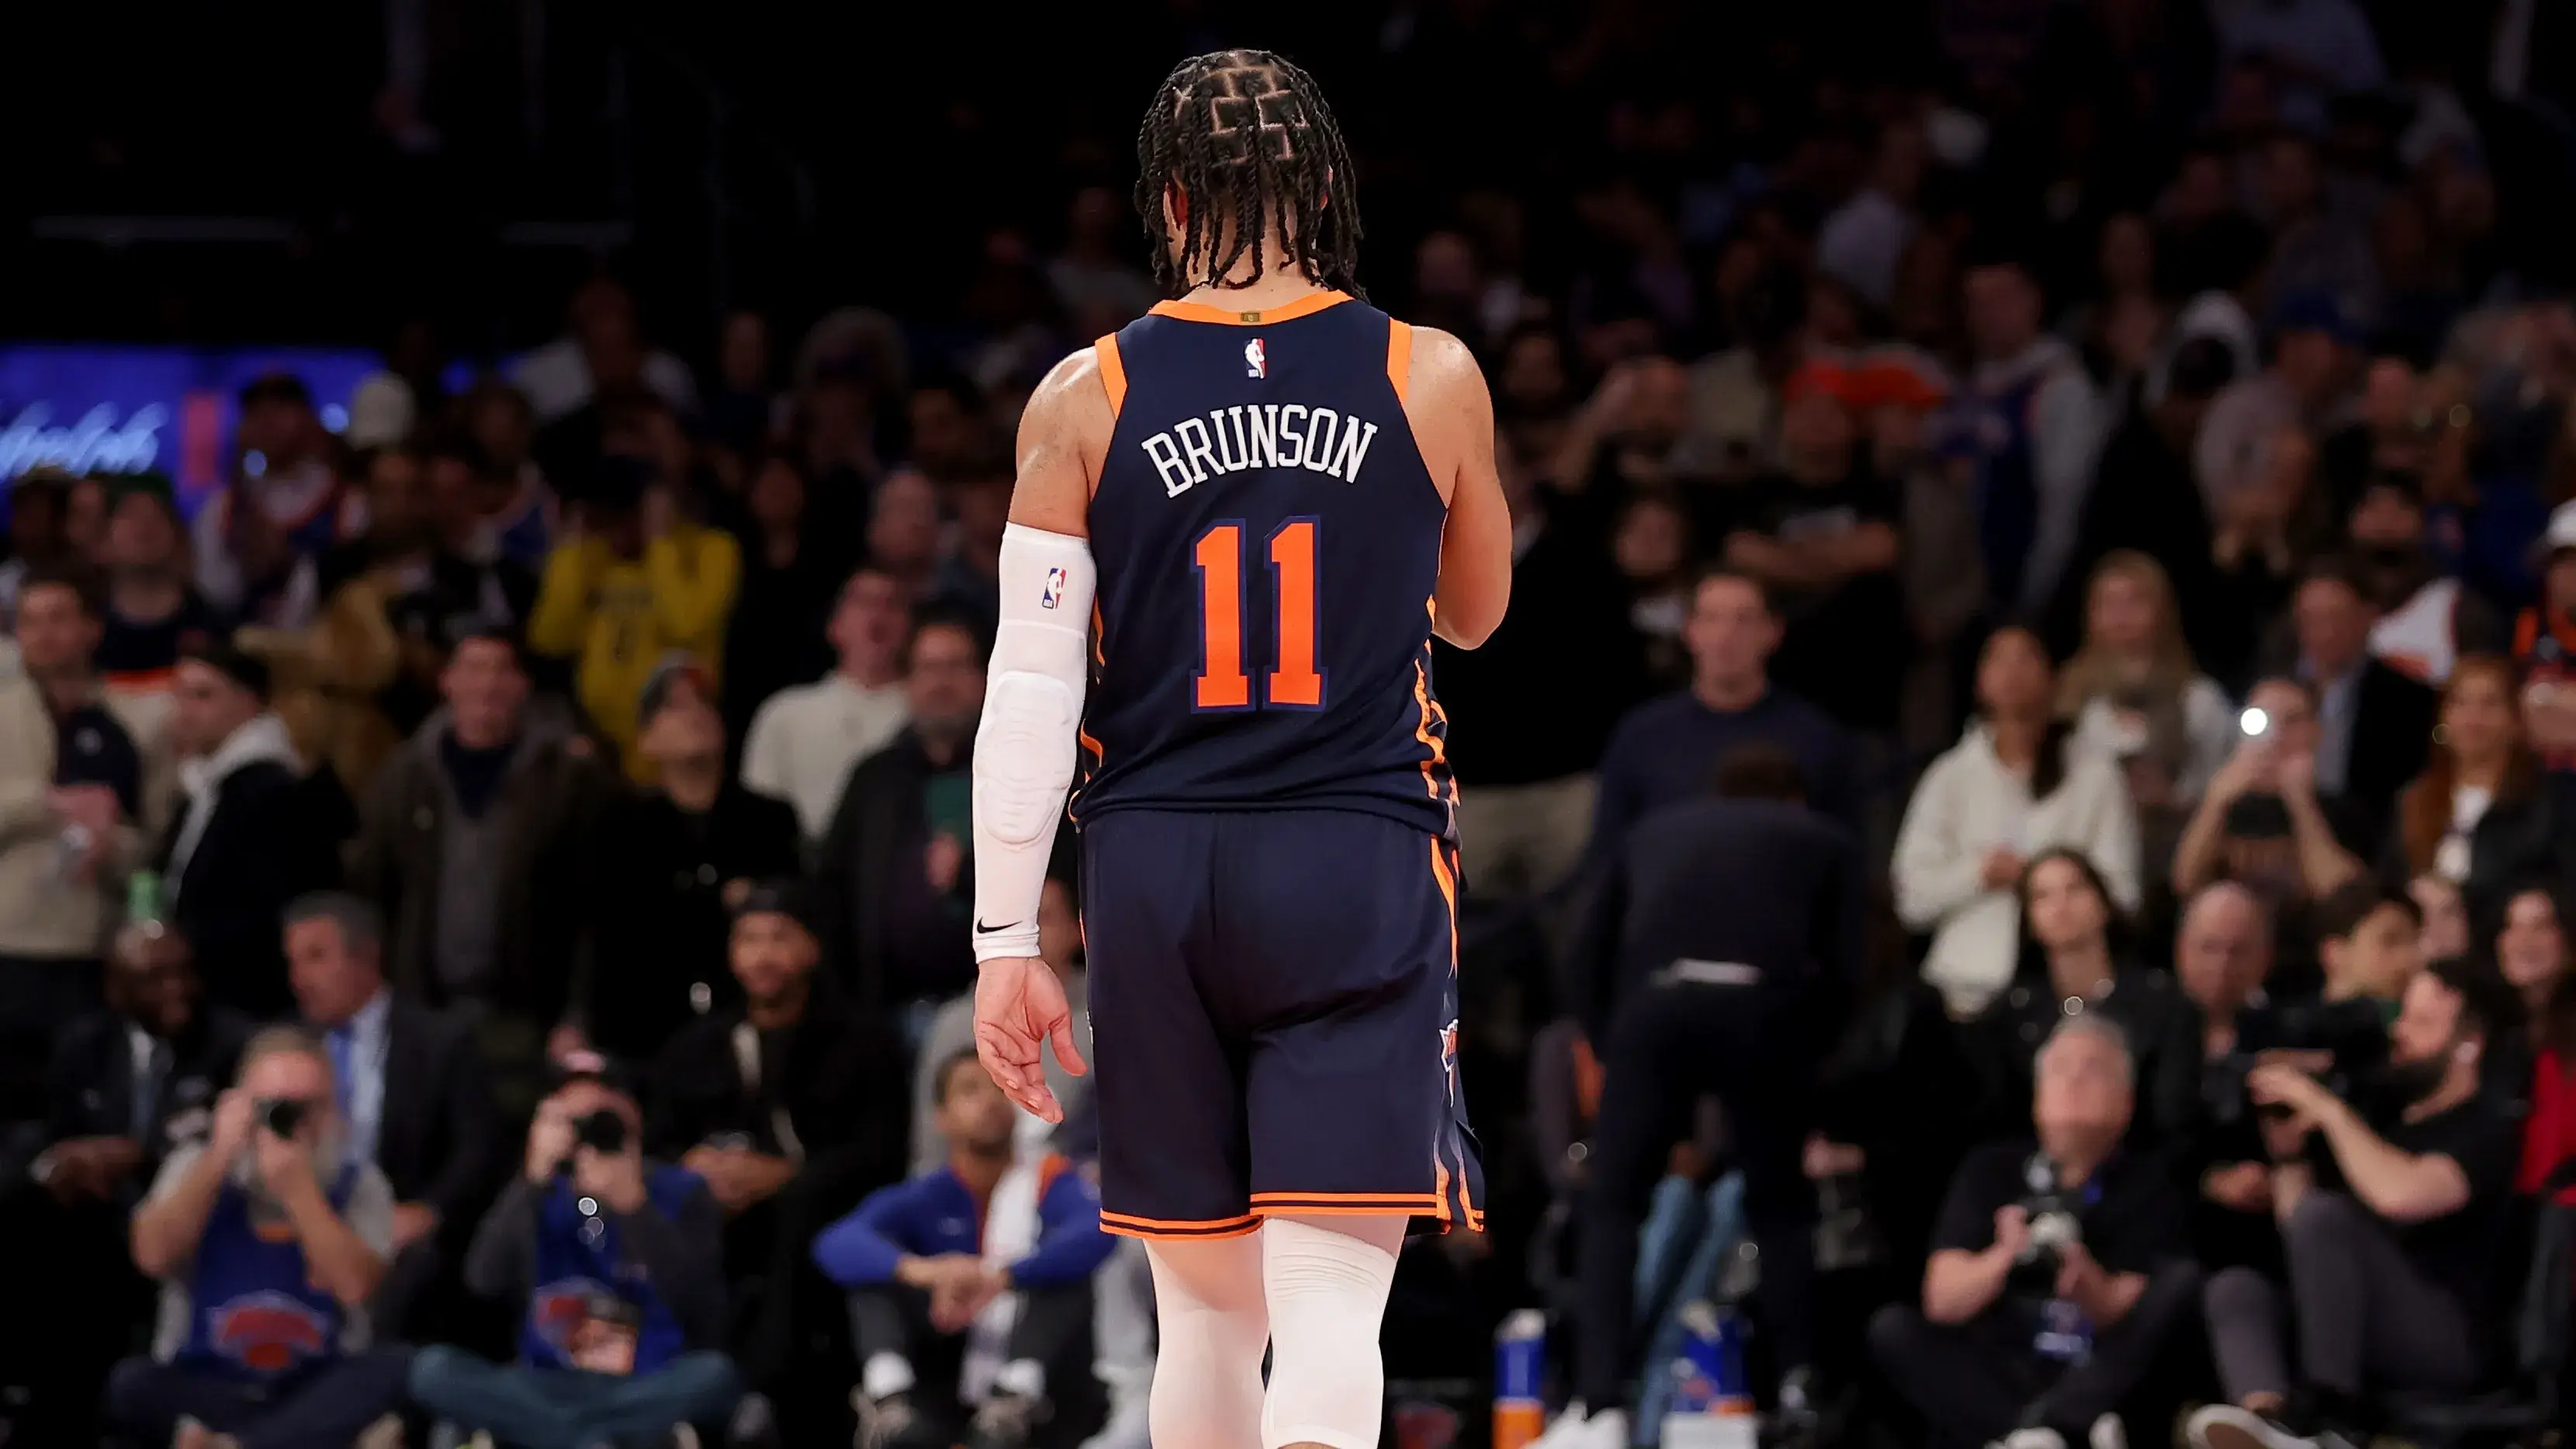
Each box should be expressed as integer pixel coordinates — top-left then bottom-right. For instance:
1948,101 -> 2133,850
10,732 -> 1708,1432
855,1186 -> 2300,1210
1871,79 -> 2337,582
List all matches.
1073,290 -> 1455,836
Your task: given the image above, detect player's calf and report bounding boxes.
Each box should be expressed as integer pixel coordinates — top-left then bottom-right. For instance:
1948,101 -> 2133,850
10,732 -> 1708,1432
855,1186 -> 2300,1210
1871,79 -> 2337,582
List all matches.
1261,1215 -> 1407,1449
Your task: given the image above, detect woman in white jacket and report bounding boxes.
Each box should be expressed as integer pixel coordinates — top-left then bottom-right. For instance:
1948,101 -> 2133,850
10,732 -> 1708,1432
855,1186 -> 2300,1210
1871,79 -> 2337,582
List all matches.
1896,623 -> 2141,1014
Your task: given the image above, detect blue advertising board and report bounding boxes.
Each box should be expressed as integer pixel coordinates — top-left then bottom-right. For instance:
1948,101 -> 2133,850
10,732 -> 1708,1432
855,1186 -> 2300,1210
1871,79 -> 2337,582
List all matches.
0,344 -> 386,520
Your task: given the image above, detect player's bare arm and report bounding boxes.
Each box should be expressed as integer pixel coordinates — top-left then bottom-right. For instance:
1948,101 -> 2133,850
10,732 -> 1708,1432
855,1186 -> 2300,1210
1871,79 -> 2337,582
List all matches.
1407,325 -> 1511,649
1005,345 -> 1115,538
968,345 -> 1111,1122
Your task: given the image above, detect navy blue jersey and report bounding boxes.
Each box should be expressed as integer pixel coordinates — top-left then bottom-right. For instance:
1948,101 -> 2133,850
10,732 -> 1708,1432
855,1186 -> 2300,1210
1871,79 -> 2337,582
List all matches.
1073,292 -> 1455,838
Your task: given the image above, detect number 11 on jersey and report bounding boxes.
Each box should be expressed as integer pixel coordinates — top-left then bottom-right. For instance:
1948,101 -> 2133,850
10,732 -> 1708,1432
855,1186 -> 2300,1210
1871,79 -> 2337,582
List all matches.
1193,518 -> 1325,712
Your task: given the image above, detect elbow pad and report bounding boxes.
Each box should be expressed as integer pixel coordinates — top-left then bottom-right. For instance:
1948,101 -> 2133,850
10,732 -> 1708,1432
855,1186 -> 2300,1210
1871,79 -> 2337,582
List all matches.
971,523 -> 1097,960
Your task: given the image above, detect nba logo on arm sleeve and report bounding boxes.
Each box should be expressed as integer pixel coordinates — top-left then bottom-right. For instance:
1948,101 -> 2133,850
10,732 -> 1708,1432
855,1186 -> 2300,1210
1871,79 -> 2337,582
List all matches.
1245,338 -> 1267,378
1042,567 -> 1069,610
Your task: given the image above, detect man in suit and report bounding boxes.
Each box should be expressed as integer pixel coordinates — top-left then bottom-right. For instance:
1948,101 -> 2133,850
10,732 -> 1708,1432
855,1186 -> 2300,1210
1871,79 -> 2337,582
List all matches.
158,643 -> 337,1018
2280,558 -> 2436,852
284,891 -> 503,1343
0,917 -> 248,1444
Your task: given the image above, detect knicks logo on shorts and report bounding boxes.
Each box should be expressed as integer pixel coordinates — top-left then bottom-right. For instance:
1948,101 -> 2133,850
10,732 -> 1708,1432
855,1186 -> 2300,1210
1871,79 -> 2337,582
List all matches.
1245,338 -> 1268,378
1439,1019 -> 1460,1104
209,1291 -> 331,1373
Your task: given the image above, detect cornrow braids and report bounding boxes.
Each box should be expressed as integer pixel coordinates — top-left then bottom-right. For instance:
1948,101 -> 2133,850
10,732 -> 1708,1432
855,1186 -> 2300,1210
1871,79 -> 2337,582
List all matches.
1134,49 -> 1364,299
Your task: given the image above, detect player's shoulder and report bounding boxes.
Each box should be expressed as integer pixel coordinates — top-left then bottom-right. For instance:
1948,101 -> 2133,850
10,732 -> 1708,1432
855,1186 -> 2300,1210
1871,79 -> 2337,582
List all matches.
1391,321 -> 1491,426
1028,343 -> 1115,418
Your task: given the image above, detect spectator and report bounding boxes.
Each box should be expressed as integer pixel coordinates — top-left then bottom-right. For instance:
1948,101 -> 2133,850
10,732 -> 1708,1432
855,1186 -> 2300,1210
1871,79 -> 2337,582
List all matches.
815,608 -> 985,1017
95,477 -> 226,694
2207,0 -> 2386,133
2496,884 -> 2568,1028
0,466 -> 73,630
114,1027 -> 409,1449
708,307 -> 784,462
0,916 -> 247,1444
1895,625 -> 2140,1015
511,276 -> 701,423
1046,185 -> 1158,334
586,661 -> 801,1062
1549,356 -> 1694,496
282,893 -> 502,1342
1723,362 -> 1906,735
407,1054 -> 741,1449
648,880 -> 909,1379
916,871 -> 1089,1175
722,452 -> 842,748
1951,254 -> 2103,615
742,567 -> 914,845
412,442 -> 540,636
2189,961 -> 2520,1449
2059,552 -> 2235,817
1555,747 -> 1862,1444
2171,677 -> 2367,942
1818,120 -> 1927,309
906,376 -> 987,483
1590,570 -> 1857,854
1432,439 -> 1642,899
2409,871 -> 2471,963
528,456 -> 743,782
1610,491 -> 1696,685
814,1049 -> 1115,1449
1870,1016 -> 2202,1449
2515,893 -> 2576,1196
2350,473 -> 2505,687
2055,341 -> 2233,676
345,624 -> 614,1108
866,469 -> 945,600
2384,656 -> 2568,913
0,564 -> 154,1109
63,473 -> 109,563
459,378 -> 558,571
2200,428 -> 2314,695
2512,501 -> 2576,775
192,373 -> 355,626
931,459 -> 1010,629
156,644 -> 335,1019
2281,559 -> 2436,848
2175,882 -> 2277,1062
1968,850 -> 2200,1148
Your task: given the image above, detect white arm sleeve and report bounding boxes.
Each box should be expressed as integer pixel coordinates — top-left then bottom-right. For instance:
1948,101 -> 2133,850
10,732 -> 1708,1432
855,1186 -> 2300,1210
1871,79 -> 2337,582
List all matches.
971,522 -> 1097,961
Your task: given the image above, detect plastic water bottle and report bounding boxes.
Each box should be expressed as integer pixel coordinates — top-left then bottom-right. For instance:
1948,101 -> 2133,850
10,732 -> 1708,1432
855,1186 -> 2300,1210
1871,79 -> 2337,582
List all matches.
1663,1302 -> 1758,1449
1493,1309 -> 1546,1449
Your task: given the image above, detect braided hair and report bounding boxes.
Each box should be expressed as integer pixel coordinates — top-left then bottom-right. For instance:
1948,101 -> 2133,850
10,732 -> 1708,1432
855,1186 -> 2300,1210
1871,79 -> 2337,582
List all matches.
1134,49 -> 1363,299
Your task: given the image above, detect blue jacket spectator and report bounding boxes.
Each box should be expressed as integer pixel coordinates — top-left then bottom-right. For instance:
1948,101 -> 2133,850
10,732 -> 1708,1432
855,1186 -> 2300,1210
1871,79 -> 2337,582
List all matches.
816,1049 -> 1113,1449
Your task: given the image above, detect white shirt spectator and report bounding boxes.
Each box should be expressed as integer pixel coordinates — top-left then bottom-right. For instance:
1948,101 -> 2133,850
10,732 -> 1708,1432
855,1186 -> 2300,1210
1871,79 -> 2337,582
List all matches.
1893,722 -> 2142,1014
739,674 -> 912,841
1818,188 -> 1916,308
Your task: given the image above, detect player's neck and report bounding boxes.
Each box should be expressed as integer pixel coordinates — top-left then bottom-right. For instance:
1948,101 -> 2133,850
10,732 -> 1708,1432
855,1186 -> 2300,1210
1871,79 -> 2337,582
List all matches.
1174,267 -> 1335,314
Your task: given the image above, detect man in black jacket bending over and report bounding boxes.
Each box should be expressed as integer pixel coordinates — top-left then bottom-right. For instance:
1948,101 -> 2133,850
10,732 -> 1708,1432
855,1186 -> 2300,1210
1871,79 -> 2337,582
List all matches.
1556,744 -> 1868,1442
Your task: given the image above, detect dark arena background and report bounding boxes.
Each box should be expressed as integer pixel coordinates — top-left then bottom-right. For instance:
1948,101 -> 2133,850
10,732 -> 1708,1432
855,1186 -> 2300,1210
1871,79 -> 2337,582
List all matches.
5,2 -> 2576,1447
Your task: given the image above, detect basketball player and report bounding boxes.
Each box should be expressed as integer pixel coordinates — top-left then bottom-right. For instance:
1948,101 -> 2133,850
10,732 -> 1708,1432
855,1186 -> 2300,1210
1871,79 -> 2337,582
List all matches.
966,48 -> 1511,1449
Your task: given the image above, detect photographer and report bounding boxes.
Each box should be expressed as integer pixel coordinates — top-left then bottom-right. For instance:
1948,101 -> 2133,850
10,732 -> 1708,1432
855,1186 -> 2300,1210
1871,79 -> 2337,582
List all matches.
2189,961 -> 2521,1449
1871,1016 -> 2200,1449
407,1053 -> 740,1449
112,1027 -> 409,1449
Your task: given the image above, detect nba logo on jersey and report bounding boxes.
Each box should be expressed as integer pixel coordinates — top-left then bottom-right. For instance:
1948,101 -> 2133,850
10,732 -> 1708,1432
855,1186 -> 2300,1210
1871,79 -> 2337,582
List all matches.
1041,566 -> 1069,610
1245,338 -> 1267,378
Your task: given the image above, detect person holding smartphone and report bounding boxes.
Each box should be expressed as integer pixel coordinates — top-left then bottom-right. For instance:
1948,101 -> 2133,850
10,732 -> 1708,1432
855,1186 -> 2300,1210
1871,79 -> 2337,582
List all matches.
2172,676 -> 2369,962
408,1052 -> 741,1449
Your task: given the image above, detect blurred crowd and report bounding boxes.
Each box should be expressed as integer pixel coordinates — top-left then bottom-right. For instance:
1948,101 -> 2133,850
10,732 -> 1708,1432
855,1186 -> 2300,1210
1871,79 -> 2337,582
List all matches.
12,1 -> 2576,1447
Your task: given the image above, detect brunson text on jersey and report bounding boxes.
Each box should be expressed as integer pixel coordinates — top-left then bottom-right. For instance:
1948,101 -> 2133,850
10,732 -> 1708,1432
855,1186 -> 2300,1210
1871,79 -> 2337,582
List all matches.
1137,401 -> 1383,497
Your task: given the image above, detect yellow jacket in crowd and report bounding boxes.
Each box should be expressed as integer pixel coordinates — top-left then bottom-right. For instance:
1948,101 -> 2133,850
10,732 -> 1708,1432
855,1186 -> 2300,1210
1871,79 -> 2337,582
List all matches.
528,525 -> 740,780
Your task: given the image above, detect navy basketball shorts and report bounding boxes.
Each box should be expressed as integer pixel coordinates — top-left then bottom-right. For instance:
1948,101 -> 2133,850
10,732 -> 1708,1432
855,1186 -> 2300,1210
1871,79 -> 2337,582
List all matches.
1079,809 -> 1484,1240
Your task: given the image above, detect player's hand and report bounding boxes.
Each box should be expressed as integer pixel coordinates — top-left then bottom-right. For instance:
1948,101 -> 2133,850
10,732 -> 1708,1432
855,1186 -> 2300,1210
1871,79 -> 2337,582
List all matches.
973,956 -> 1088,1124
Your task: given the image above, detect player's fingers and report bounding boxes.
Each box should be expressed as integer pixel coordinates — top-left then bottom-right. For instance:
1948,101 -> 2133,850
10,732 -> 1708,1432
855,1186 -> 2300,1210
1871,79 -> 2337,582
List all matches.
1047,1016 -> 1089,1077
975,1024 -> 1040,1097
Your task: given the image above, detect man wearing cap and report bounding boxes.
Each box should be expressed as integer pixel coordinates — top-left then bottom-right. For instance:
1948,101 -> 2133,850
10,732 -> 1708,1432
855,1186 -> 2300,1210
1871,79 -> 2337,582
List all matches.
2518,501 -> 2576,776
585,660 -> 798,1060
2349,472 -> 2507,687
407,1052 -> 742,1449
156,643 -> 336,1019
192,373 -> 358,626
649,880 -> 909,1396
96,475 -> 227,695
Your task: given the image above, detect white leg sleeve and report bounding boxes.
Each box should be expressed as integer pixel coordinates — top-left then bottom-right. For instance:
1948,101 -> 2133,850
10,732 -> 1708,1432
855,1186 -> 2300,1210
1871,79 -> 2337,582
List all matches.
1261,1215 -> 1407,1449
1144,1234 -> 1270,1449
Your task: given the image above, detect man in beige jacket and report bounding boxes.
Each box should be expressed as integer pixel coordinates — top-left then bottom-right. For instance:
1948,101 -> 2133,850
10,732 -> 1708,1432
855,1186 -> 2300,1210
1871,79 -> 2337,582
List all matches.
0,563 -> 167,1117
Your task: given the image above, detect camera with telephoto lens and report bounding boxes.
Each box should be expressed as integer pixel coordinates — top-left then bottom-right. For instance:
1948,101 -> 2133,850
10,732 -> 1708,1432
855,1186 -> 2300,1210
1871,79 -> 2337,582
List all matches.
574,1108 -> 628,1156
2006,1155 -> 2086,1299
258,1098 -> 306,1139
2200,996 -> 2387,1128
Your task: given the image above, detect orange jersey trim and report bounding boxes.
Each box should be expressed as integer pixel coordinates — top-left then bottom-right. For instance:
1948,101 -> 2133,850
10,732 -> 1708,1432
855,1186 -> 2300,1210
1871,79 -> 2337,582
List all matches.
1148,290 -> 1352,326
1387,319 -> 1414,407
1098,1210 -> 1260,1241
1094,335 -> 1127,418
